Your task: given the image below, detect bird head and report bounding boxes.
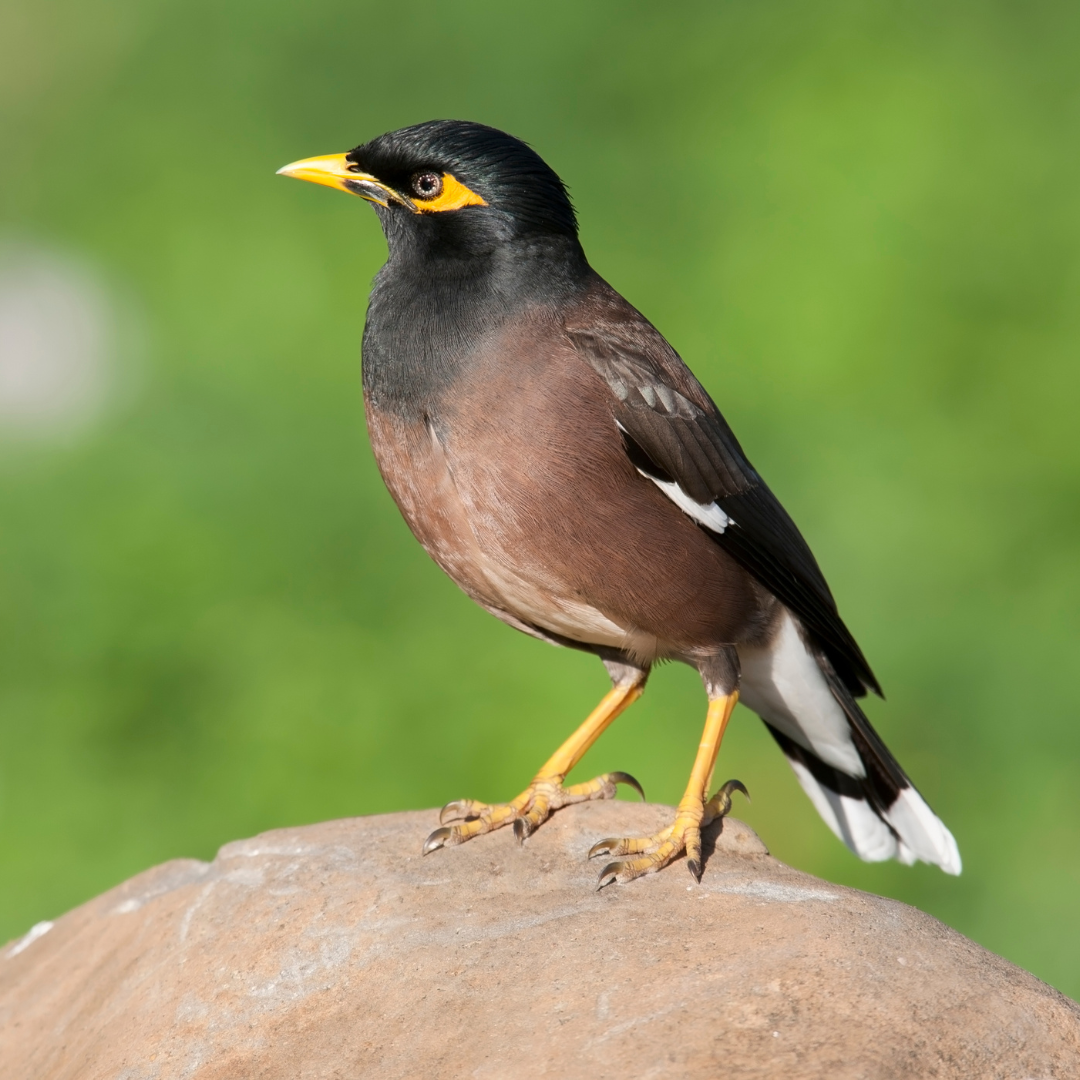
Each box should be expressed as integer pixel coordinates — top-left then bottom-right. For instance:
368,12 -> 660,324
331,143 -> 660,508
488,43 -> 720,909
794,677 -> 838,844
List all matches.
278,120 -> 579,255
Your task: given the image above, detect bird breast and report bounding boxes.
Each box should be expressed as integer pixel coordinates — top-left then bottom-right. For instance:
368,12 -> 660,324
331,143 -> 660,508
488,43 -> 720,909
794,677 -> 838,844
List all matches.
363,394 -> 644,655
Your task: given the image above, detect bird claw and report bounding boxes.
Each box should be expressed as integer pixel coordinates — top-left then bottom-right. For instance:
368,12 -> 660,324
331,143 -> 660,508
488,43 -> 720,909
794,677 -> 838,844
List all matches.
606,771 -> 646,802
424,770 -> 639,855
439,799 -> 486,825
589,778 -> 747,886
702,779 -> 749,826
422,827 -> 454,855
588,837 -> 618,860
596,862 -> 623,890
588,826 -> 671,860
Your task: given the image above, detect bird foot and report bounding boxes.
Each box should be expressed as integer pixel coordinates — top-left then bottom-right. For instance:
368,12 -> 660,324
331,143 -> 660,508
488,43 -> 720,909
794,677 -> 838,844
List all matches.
589,779 -> 748,887
423,771 -> 644,854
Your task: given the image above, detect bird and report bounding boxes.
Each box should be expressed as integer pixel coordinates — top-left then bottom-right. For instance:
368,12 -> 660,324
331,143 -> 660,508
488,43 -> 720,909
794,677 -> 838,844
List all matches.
277,120 -> 961,886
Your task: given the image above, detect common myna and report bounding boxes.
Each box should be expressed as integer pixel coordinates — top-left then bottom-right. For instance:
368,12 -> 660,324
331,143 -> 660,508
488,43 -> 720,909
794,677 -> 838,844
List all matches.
278,120 -> 961,885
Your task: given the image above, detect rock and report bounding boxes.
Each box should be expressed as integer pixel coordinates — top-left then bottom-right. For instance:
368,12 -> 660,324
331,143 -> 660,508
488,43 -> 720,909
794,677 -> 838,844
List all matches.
1,802 -> 1078,1079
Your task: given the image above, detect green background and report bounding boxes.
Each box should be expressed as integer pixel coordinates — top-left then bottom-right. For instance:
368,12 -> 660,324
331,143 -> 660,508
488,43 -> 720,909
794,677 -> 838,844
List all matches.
2,0 -> 1079,997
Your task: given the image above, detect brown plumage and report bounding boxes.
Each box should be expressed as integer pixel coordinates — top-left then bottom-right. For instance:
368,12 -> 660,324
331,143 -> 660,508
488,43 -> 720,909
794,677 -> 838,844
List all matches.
372,283 -> 773,666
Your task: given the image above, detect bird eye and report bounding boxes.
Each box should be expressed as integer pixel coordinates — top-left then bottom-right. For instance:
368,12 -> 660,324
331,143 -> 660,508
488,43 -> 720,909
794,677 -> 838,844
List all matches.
412,172 -> 443,199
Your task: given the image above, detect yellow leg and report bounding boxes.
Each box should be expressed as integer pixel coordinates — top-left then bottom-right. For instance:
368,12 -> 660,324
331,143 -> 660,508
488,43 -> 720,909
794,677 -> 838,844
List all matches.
589,691 -> 747,886
423,680 -> 645,854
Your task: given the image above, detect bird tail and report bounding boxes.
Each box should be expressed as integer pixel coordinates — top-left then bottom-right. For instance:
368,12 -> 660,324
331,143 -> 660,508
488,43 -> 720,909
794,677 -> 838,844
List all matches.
739,610 -> 961,874
766,665 -> 961,874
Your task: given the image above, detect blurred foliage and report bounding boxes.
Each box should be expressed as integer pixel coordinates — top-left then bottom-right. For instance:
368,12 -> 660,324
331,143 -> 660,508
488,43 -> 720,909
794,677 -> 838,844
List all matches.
1,0 -> 1079,997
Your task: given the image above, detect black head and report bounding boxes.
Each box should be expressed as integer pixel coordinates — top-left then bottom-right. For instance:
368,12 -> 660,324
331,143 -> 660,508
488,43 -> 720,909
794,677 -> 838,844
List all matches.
278,121 -> 579,253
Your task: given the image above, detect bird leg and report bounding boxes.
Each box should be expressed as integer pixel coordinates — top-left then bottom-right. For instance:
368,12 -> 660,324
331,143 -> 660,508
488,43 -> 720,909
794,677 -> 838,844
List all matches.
423,678 -> 645,854
589,691 -> 745,886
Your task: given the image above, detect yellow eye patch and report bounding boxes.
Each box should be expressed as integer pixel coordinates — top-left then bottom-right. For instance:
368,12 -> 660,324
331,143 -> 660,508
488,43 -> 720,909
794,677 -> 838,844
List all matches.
414,173 -> 488,213
277,154 -> 487,214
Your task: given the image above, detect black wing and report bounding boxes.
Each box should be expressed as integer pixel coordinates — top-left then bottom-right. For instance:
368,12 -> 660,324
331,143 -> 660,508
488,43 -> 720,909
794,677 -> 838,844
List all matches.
568,315 -> 882,699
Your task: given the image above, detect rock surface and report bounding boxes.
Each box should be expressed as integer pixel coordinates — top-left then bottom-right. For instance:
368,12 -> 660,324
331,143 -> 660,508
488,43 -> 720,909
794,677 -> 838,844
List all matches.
2,802 -> 1078,1079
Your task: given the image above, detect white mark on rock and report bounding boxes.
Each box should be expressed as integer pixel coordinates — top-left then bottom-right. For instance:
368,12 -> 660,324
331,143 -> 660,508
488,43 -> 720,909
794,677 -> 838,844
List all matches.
713,880 -> 838,903
319,936 -> 352,969
218,840 -> 314,859
223,866 -> 265,888
108,860 -> 211,918
179,882 -> 216,944
217,839 -> 357,864
597,1002 -> 687,1042
175,992 -> 210,1025
8,921 -> 53,957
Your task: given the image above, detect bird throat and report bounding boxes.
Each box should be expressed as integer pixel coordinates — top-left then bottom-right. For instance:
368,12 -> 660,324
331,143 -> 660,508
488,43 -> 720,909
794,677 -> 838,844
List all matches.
361,233 -> 588,422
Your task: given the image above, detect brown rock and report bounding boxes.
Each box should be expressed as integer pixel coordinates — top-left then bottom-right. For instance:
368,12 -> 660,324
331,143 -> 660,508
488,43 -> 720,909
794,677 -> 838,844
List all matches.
1,802 -> 1077,1079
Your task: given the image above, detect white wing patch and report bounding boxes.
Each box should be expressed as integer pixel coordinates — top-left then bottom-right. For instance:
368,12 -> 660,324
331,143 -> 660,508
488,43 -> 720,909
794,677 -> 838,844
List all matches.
616,419 -> 732,534
644,473 -> 732,533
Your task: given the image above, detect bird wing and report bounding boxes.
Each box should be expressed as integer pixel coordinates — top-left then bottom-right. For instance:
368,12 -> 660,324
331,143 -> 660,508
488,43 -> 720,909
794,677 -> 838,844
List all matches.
567,312 -> 881,698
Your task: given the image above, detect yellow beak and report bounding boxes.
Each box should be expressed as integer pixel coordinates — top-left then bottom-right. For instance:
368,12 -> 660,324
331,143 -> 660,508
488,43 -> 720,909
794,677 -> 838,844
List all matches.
276,153 -> 408,208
